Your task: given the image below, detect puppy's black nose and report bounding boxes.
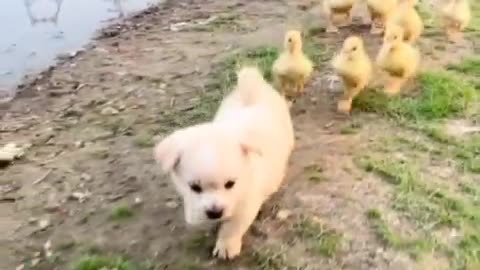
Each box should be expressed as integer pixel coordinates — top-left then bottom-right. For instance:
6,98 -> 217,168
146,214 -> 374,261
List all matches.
206,208 -> 223,220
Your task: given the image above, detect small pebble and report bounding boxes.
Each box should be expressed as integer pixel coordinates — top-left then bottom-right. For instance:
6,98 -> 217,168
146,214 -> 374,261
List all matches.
101,107 -> 119,115
28,217 -> 38,224
134,197 -> 143,205
30,258 -> 40,267
38,219 -> 50,230
80,173 -> 92,182
276,209 -> 291,220
165,200 -> 179,209
74,141 -> 85,148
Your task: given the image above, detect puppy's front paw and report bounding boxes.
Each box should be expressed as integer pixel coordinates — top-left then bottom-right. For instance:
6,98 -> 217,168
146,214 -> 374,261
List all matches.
337,99 -> 352,114
213,237 -> 242,260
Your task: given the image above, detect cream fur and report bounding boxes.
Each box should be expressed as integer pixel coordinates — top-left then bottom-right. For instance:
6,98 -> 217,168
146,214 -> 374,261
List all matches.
154,67 -> 294,259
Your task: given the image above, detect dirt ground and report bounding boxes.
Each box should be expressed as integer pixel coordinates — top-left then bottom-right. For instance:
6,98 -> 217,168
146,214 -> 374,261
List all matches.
1,0 -> 479,269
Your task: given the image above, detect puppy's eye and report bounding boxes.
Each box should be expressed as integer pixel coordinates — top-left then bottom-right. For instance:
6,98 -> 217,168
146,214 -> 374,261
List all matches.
190,183 -> 203,193
224,180 -> 235,190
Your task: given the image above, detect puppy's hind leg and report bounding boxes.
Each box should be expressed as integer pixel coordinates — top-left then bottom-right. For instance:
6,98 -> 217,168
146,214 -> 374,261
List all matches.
213,198 -> 263,260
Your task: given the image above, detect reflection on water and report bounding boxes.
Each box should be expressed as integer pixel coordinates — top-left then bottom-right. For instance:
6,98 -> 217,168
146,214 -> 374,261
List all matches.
0,0 -> 160,95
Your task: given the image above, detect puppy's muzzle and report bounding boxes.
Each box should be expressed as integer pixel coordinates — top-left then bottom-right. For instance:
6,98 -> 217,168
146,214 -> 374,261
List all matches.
206,207 -> 224,220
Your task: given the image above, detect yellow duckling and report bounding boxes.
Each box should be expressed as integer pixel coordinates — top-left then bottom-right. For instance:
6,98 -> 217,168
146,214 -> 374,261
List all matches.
323,0 -> 358,33
332,36 -> 372,113
273,30 -> 313,98
367,0 -> 398,34
440,0 -> 471,42
388,0 -> 424,44
376,24 -> 420,95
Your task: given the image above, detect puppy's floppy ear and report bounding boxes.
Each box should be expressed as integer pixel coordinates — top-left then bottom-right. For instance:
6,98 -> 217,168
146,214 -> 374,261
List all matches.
153,129 -> 190,173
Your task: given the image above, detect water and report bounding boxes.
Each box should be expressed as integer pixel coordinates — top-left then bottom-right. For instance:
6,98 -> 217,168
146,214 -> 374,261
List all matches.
0,0 -> 161,98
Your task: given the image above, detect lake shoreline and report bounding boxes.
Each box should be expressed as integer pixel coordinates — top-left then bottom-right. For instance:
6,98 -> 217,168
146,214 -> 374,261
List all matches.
0,0 -> 165,104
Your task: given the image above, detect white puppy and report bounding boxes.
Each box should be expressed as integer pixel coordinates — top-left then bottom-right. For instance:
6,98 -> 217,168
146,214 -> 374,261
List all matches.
154,67 -> 295,259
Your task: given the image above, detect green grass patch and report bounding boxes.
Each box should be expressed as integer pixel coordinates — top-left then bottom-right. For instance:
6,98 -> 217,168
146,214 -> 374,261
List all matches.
455,135 -> 480,173
359,155 -> 480,268
398,125 -> 480,174
293,217 -> 342,257
184,233 -> 211,253
416,0 -> 437,29
340,121 -> 362,135
249,247 -> 292,270
366,209 -> 432,258
354,71 -> 477,120
133,133 -> 154,148
359,156 -> 480,228
110,205 -> 134,220
191,14 -> 244,32
72,255 -> 144,270
304,164 -> 327,183
459,182 -> 480,203
448,58 -> 480,76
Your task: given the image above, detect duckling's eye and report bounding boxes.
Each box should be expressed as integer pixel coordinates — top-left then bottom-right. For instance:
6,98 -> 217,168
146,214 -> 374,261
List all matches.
288,38 -> 293,42
352,46 -> 357,51
190,183 -> 203,193
225,180 -> 236,190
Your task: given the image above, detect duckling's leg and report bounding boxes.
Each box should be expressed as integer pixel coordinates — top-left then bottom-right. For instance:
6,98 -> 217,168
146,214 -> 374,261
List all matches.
370,13 -> 383,34
326,13 -> 340,33
450,24 -> 464,43
445,20 -> 461,43
284,78 -> 296,99
296,76 -> 305,95
337,82 -> 363,114
384,76 -> 405,96
339,10 -> 352,27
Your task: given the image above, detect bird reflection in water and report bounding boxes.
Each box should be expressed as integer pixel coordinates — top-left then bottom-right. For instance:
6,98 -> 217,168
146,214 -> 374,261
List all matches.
23,0 -> 127,27
105,0 -> 126,18
23,0 -> 64,25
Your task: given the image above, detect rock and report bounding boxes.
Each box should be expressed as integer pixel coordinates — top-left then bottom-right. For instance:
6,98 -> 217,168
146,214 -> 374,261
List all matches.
15,264 -> 25,270
0,143 -> 26,166
134,197 -> 143,205
62,107 -> 83,118
80,173 -> 92,182
75,141 -> 85,148
44,204 -> 61,213
68,191 -> 90,203
276,209 -> 291,220
30,258 -> 40,267
118,103 -> 127,111
28,217 -> 38,224
92,131 -> 115,141
101,107 -> 119,115
38,219 -> 50,230
44,240 -> 53,258
34,129 -> 55,145
169,22 -> 190,32
165,200 -> 179,209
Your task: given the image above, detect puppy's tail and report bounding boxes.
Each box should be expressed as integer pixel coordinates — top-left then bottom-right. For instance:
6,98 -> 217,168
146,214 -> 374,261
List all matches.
236,66 -> 265,106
